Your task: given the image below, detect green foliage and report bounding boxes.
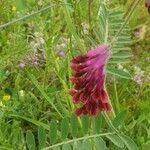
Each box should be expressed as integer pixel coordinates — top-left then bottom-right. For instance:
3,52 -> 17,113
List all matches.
38,126 -> 47,149
119,134 -> 139,150
26,131 -> 36,150
94,113 -> 104,133
94,137 -> 106,150
0,0 -> 149,150
70,114 -> 78,137
20,114 -> 138,150
61,117 -> 69,140
112,110 -> 128,128
106,134 -> 124,148
81,115 -> 90,135
49,120 -> 57,144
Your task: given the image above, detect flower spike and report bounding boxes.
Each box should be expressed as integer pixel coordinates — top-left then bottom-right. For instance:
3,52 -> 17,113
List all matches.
69,44 -> 111,116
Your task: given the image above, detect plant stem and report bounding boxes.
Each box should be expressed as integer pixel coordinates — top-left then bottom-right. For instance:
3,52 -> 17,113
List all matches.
111,0 -> 142,45
42,132 -> 114,150
104,19 -> 109,43
88,0 -> 92,27
0,5 -> 53,29
0,3 -> 71,29
113,77 -> 120,113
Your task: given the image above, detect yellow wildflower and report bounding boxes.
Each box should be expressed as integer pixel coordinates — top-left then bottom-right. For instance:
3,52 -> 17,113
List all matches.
3,95 -> 11,102
12,5 -> 17,12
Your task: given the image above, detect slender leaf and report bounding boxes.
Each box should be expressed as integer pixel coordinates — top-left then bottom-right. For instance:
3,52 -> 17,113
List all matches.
106,134 -> 124,148
61,117 -> 69,140
107,67 -> 131,79
38,126 -> 46,149
81,139 -> 92,150
26,131 -> 36,150
94,113 -> 104,133
49,120 -> 57,144
62,144 -> 72,150
94,137 -> 106,150
10,114 -> 50,130
73,141 -> 81,150
81,116 -> 90,134
70,114 -> 78,137
112,110 -> 128,128
119,134 -> 139,150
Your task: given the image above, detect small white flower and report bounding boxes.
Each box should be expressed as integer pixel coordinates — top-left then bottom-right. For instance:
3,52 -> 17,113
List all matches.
133,66 -> 145,85
19,90 -> 25,97
81,22 -> 89,34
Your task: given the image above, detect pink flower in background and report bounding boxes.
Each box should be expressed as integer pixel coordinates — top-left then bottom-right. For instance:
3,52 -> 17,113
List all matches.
69,45 -> 111,116
19,63 -> 26,69
133,66 -> 144,86
145,0 -> 150,13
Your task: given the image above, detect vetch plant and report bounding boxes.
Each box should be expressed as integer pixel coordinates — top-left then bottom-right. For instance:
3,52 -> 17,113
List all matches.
0,0 -> 146,150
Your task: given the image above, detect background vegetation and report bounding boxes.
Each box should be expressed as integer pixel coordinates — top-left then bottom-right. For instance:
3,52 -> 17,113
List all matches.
0,0 -> 149,150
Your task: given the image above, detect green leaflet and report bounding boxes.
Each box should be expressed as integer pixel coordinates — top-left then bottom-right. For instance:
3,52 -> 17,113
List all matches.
26,131 -> 36,150
112,52 -> 132,58
94,137 -> 106,150
62,144 -> 72,150
49,120 -> 57,144
107,67 -> 131,79
61,117 -> 69,140
81,116 -> 90,135
106,134 -> 124,148
94,113 -> 104,133
38,126 -> 46,149
11,127 -> 24,149
81,139 -> 92,150
70,114 -> 79,137
119,134 -> 139,150
72,141 -> 82,150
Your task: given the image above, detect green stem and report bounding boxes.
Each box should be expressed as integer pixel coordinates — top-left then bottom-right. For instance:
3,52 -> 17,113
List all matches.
42,132 -> 115,150
104,19 -> 109,43
88,0 -> 92,27
111,0 -> 142,45
0,3 -> 71,29
113,77 -> 120,113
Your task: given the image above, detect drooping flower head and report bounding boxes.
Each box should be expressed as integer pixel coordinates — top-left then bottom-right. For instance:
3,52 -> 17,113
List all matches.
69,44 -> 111,116
145,0 -> 150,13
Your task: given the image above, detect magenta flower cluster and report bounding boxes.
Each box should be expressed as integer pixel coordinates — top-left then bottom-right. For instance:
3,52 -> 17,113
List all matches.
145,0 -> 150,13
69,45 -> 111,116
